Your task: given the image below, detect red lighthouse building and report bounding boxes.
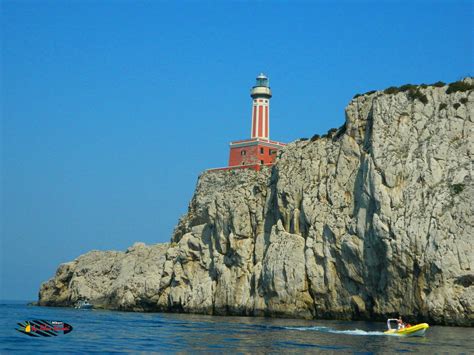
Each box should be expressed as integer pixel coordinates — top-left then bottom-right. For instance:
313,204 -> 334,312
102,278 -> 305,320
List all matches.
227,74 -> 286,170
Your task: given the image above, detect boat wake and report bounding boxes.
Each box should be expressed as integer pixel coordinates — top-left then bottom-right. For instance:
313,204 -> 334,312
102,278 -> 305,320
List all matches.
284,326 -> 386,336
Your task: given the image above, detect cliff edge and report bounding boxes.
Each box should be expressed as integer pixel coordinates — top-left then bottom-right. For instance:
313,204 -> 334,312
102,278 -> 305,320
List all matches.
39,79 -> 473,326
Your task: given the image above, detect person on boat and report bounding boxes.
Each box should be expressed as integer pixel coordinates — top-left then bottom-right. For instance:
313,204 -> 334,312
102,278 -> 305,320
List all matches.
397,316 -> 405,329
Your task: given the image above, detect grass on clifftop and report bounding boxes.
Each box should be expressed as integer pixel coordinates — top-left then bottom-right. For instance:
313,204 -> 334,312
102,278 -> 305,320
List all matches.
353,78 -> 473,100
307,123 -> 347,143
381,83 -> 430,104
446,80 -> 474,94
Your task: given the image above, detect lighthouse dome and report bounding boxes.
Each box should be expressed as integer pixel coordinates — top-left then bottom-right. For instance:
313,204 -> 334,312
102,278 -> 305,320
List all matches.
255,73 -> 269,88
251,73 -> 272,98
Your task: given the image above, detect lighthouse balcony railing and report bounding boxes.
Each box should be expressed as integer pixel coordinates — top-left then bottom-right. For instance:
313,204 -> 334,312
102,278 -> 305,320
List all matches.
230,138 -> 287,147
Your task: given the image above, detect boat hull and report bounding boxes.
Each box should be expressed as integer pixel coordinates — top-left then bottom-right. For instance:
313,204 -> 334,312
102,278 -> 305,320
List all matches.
76,305 -> 93,309
384,323 -> 429,337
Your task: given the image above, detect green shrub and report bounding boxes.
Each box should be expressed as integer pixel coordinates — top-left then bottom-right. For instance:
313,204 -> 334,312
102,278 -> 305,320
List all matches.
400,84 -> 417,92
439,103 -> 447,110
384,86 -> 399,94
450,136 -> 461,144
299,137 -> 308,141
353,90 -> 377,98
460,97 -> 468,104
432,81 -> 446,87
311,134 -> 320,142
333,122 -> 347,140
446,80 -> 474,94
407,89 -> 428,104
453,103 -> 461,109
327,128 -> 338,136
418,92 -> 428,105
380,79 -> 470,99
450,183 -> 464,195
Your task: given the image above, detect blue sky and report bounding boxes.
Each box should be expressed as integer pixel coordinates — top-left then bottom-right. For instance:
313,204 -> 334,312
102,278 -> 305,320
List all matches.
1,0 -> 472,300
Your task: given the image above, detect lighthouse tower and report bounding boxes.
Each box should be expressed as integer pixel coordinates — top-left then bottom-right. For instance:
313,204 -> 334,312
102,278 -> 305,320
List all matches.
251,73 -> 272,139
227,73 -> 286,169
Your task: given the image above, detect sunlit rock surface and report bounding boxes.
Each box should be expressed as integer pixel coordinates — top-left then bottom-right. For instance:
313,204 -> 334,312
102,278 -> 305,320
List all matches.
39,79 -> 473,326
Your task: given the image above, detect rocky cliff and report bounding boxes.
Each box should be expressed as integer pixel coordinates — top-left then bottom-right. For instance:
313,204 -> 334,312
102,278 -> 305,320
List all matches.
39,79 -> 473,326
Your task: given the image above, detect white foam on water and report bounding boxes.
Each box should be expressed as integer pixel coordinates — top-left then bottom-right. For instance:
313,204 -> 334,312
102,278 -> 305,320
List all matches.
284,326 -> 329,332
284,326 -> 386,336
328,329 -> 386,336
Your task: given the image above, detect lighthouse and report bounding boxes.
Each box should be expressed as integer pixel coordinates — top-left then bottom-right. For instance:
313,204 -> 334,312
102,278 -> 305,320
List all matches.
226,73 -> 286,170
251,73 -> 272,139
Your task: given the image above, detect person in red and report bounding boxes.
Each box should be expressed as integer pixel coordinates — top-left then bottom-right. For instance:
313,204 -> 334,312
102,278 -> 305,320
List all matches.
397,316 -> 412,329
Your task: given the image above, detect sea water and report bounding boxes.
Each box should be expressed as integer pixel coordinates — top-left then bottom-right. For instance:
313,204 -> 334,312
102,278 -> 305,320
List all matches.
1,301 -> 473,353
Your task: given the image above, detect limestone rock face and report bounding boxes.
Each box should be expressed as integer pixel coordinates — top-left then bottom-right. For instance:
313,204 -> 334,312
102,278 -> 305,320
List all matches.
39,80 -> 473,325
39,243 -> 169,311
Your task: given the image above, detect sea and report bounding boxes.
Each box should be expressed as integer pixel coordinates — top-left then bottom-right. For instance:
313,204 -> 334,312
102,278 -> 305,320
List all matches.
1,301 -> 473,353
